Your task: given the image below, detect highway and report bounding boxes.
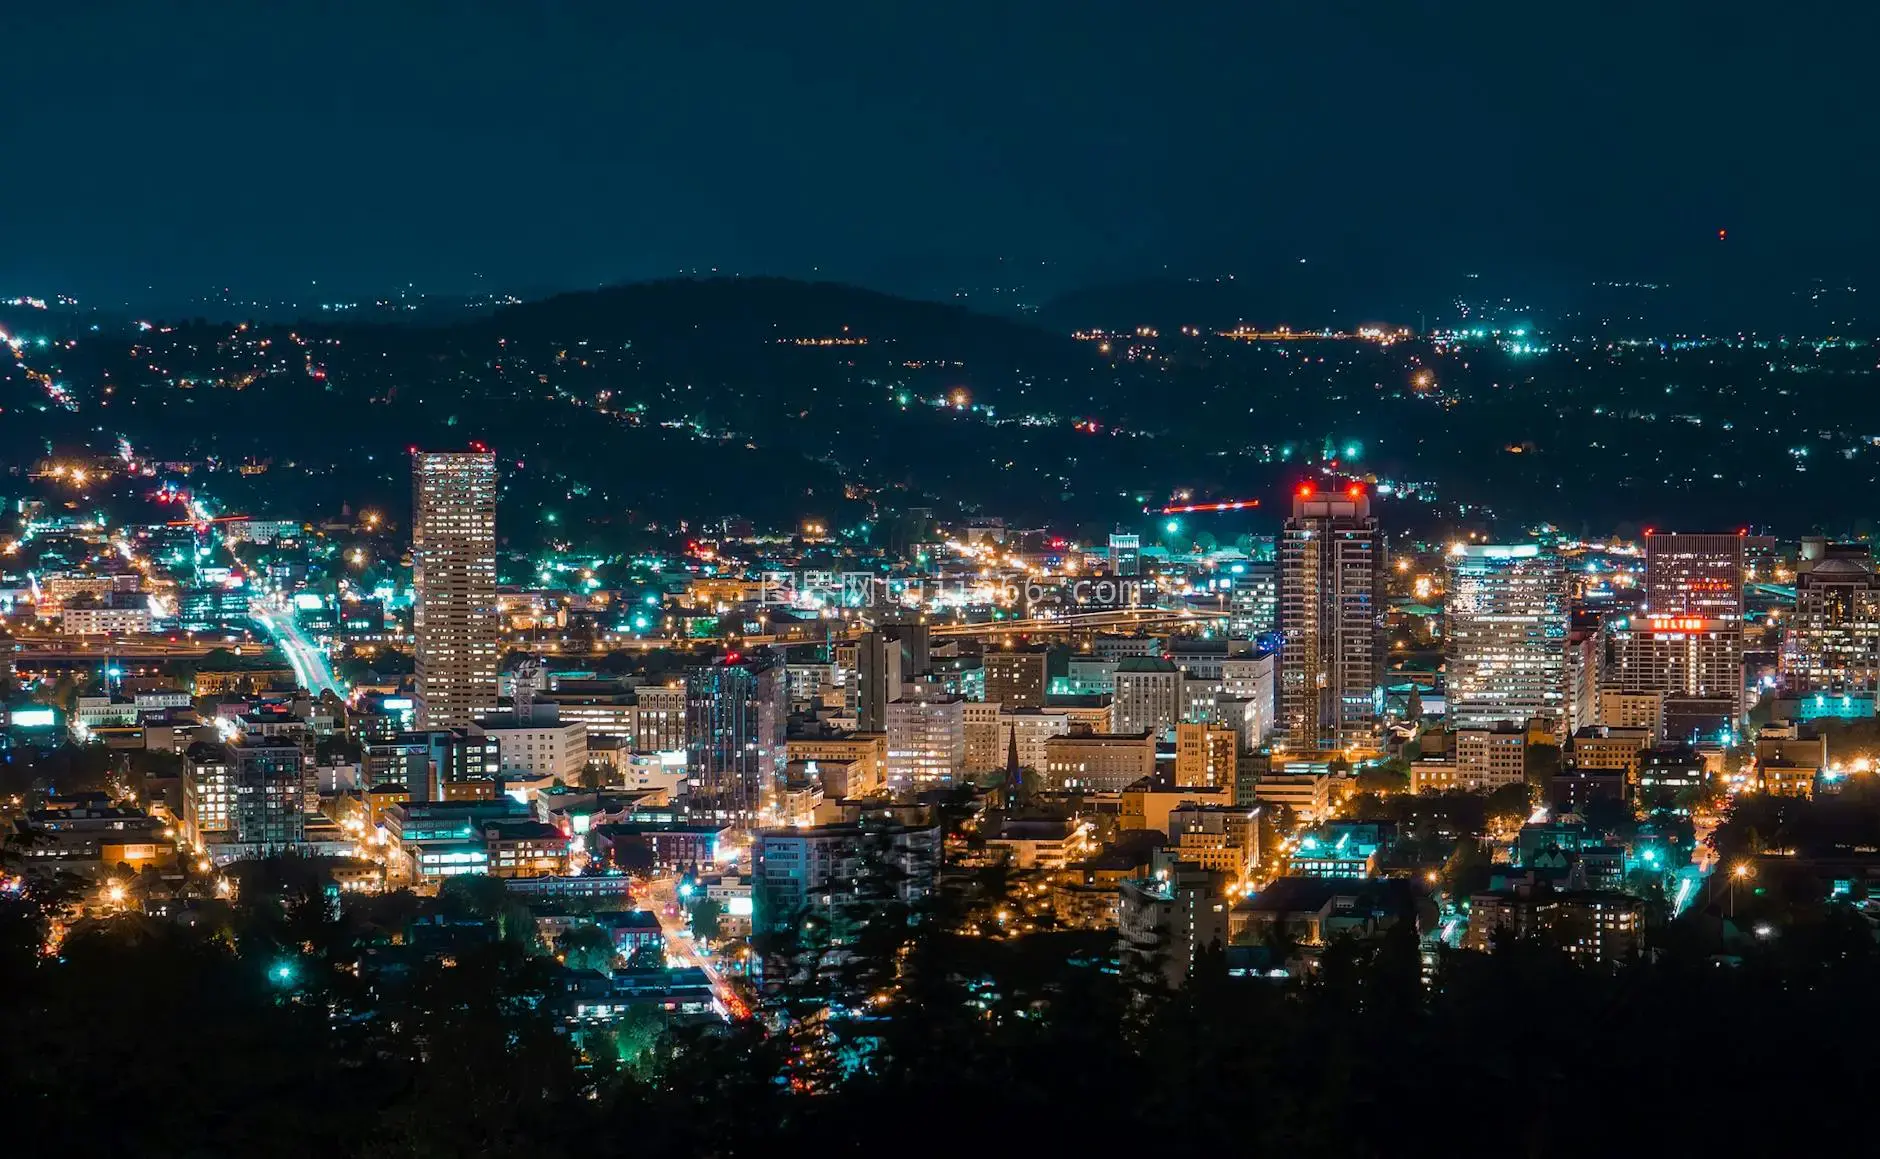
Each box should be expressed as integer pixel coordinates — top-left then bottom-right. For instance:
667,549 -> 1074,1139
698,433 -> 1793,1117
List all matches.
251,603 -> 342,698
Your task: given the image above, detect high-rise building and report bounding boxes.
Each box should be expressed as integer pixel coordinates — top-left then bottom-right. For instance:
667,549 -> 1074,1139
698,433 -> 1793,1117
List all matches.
983,647 -> 1049,710
684,659 -> 787,826
885,687 -> 966,788
855,624 -> 929,732
1228,559 -> 1279,638
1279,484 -> 1384,752
1113,656 -> 1180,738
1606,616 -> 1743,740
1174,722 -> 1238,789
411,450 -> 499,731
182,740 -> 232,847
229,737 -> 308,851
1781,539 -> 1880,695
1109,533 -> 1142,577
1444,545 -> 1569,736
1645,531 -> 1745,618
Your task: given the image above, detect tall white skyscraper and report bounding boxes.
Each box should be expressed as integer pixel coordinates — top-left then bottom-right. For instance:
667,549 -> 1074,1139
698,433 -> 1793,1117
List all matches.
1444,544 -> 1569,737
412,450 -> 499,730
1279,483 -> 1383,753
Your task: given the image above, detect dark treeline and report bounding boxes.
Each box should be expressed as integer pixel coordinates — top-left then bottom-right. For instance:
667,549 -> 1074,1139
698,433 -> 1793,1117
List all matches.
2,856 -> 1875,1157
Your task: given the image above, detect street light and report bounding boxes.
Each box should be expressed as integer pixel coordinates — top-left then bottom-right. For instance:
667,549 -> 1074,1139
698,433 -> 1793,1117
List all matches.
1731,863 -> 1752,918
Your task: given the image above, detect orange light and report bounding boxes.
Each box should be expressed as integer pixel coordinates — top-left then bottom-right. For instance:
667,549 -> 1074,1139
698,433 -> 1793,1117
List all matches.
1346,483 -> 1363,499
1296,482 -> 1315,498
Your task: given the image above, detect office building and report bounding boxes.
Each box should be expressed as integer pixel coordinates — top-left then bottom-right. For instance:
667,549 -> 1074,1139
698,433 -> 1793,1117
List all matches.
473,704 -> 589,784
684,659 -> 787,826
1113,656 -> 1180,738
1596,690 -> 1663,741
1455,724 -> 1528,791
1109,532 -> 1142,577
1645,531 -> 1745,619
1444,545 -> 1568,737
411,450 -> 499,730
1781,540 -> 1880,695
885,688 -> 966,787
1228,559 -> 1279,638
1279,484 -> 1384,753
1174,722 -> 1238,790
1044,731 -> 1156,793
961,701 -> 1004,773
984,647 -> 1049,710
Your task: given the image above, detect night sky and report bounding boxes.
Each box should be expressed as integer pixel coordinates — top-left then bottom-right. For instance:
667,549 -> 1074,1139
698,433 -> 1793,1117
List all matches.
3,1 -> 1873,303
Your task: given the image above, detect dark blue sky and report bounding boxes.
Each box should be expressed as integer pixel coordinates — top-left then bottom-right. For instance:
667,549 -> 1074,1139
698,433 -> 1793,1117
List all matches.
2,0 -> 1873,304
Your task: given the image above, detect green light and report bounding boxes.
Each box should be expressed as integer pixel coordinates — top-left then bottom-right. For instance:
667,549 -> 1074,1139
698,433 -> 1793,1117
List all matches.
1344,442 -> 1361,459
1164,519 -> 1181,535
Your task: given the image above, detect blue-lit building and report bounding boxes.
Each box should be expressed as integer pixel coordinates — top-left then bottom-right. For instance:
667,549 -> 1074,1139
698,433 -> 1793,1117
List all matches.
684,658 -> 786,826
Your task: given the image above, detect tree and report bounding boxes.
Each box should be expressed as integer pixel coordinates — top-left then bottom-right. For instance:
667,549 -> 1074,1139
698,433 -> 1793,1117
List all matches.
557,922 -> 618,974
689,897 -> 724,943
1356,759 -> 1409,795
1524,742 -> 1562,795
1485,782 -> 1533,825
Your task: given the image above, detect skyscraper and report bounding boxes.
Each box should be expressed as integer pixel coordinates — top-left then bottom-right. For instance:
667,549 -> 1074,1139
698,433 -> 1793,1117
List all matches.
1109,533 -> 1142,577
412,450 -> 499,730
1645,531 -> 1745,618
1279,483 -> 1383,752
684,658 -> 787,826
1642,530 -> 1745,736
1444,545 -> 1569,737
1781,539 -> 1880,696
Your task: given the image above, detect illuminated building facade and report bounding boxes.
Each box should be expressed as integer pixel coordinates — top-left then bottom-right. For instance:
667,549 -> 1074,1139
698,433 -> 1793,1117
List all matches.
983,647 -> 1049,710
1781,540 -> 1880,695
1606,616 -> 1743,738
683,660 -> 787,826
1645,531 -> 1745,619
1279,485 -> 1384,752
412,450 -> 499,730
1444,545 -> 1569,737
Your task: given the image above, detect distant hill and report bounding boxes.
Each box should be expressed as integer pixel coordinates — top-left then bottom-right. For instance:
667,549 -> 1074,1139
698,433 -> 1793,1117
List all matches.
484,276 -> 1089,370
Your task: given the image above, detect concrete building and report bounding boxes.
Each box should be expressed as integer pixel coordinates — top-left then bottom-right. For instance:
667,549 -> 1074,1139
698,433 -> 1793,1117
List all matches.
1606,616 -> 1743,739
785,733 -> 887,797
1119,865 -> 1227,989
1596,689 -> 1664,740
962,701 -> 1003,773
1444,545 -> 1568,737
1781,540 -> 1880,696
1279,485 -> 1383,753
1113,656 -> 1180,738
1174,722 -> 1238,790
1000,708 -> 1071,773
1043,731 -> 1156,793
885,688 -> 966,788
411,450 -> 500,730
1456,724 -> 1529,791
473,705 -> 589,785
752,822 -> 941,933
983,647 -> 1049,710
